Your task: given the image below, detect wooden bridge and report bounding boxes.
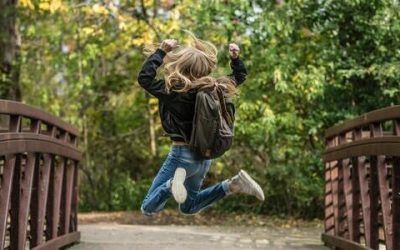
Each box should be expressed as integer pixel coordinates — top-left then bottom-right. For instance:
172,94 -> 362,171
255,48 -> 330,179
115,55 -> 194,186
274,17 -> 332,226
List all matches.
0,100 -> 81,249
323,106 -> 400,250
0,99 -> 399,250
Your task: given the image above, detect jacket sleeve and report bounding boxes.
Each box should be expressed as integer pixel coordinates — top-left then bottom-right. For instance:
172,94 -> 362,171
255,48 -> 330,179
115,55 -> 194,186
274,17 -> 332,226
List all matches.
229,57 -> 247,86
137,48 -> 170,100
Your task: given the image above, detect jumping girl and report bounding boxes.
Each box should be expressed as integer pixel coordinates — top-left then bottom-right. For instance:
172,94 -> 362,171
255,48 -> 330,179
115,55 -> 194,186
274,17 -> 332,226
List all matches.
138,34 -> 264,216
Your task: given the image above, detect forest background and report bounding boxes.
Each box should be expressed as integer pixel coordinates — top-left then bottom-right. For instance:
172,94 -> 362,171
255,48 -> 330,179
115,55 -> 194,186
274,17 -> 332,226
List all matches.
1,0 -> 399,219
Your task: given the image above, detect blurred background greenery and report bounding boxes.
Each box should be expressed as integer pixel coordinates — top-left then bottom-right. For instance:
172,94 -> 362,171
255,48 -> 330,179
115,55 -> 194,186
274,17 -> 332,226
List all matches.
1,0 -> 399,219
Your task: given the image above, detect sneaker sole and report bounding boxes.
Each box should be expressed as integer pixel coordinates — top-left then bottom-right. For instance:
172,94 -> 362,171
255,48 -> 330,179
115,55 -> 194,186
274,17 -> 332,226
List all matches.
239,170 -> 265,201
171,168 -> 187,204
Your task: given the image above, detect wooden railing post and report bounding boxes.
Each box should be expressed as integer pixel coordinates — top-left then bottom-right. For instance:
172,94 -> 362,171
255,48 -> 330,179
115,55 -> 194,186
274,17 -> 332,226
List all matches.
47,158 -> 65,239
392,157 -> 400,250
392,119 -> 400,250
337,134 -> 346,238
0,156 -> 16,249
30,154 -> 52,247
370,122 -> 392,250
9,155 -> 21,250
349,129 -> 361,243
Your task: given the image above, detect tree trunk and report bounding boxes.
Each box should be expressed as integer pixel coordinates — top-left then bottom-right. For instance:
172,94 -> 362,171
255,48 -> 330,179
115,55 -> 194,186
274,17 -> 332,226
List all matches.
0,0 -> 21,101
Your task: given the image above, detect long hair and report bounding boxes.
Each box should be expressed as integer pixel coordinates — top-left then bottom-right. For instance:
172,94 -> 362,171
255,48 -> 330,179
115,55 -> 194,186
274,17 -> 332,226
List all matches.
145,32 -> 238,97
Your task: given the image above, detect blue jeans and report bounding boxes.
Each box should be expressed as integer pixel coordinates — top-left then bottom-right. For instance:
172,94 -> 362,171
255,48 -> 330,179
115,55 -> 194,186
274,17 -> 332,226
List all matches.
141,145 -> 230,215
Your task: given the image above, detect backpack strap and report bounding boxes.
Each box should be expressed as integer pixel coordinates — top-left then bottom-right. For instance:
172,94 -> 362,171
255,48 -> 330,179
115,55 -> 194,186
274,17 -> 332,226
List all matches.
216,88 -> 233,125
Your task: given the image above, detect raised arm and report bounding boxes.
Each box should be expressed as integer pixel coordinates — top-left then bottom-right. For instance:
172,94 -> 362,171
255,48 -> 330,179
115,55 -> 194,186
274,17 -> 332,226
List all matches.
137,48 -> 167,98
137,39 -> 178,99
228,43 -> 247,86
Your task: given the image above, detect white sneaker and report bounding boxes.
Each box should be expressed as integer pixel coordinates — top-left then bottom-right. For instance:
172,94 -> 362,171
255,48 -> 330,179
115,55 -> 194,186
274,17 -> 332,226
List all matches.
171,167 -> 187,204
229,170 -> 265,201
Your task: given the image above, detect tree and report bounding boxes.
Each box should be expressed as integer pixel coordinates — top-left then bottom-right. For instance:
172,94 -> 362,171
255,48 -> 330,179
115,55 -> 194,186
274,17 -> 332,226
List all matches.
0,0 -> 21,100
13,0 -> 400,217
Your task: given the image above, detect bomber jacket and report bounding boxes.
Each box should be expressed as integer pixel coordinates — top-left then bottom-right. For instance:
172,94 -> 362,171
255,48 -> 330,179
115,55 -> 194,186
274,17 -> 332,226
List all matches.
137,48 -> 247,142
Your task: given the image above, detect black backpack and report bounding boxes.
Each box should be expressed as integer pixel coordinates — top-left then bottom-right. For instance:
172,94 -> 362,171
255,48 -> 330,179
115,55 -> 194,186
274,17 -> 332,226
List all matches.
189,88 -> 235,159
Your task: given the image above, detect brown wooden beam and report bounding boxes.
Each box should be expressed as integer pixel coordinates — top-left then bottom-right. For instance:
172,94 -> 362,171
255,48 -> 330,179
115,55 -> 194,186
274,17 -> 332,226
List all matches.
31,231 -> 80,250
321,233 -> 372,250
0,156 -> 15,249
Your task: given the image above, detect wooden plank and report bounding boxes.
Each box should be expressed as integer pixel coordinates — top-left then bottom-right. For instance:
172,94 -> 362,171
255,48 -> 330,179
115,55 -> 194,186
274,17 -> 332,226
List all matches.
325,205 -> 334,218
357,155 -> 372,247
351,158 -> 361,243
368,155 -> 380,249
30,154 -> 52,247
18,153 -> 36,250
327,137 -> 338,237
350,129 -> 361,243
368,123 -> 381,249
393,120 -> 400,250
9,155 -> 21,249
9,153 -> 36,250
326,105 -> 400,138
325,192 -> 333,206
29,154 -> 40,247
0,156 -> 16,250
71,162 -> 79,232
60,161 -> 75,235
343,158 -> 354,240
337,134 -> 347,238
376,155 -> 392,250
331,161 -> 340,236
45,162 -> 54,240
0,100 -> 79,136
325,215 -> 335,231
338,162 -> 346,237
392,157 -> 400,250
31,231 -> 80,250
325,182 -> 332,195
321,233 -> 372,250
323,137 -> 400,162
46,158 -> 65,239
0,136 -> 82,161
325,161 -> 333,233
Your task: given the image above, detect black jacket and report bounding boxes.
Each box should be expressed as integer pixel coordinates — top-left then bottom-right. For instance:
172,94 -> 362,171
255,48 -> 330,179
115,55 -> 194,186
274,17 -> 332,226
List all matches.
137,48 -> 247,142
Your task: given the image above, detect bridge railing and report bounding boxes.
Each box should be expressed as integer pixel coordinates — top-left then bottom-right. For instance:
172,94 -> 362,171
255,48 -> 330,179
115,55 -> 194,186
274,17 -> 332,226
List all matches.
322,106 -> 400,250
0,100 -> 81,249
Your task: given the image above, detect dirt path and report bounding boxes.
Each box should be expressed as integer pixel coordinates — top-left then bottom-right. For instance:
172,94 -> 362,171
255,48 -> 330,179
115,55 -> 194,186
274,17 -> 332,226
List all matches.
69,224 -> 328,250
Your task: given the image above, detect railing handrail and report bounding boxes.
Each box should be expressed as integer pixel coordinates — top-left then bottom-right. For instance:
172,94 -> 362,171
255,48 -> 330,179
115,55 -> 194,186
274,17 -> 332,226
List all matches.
323,136 -> 400,161
325,105 -> 400,139
0,133 -> 82,160
0,100 -> 79,136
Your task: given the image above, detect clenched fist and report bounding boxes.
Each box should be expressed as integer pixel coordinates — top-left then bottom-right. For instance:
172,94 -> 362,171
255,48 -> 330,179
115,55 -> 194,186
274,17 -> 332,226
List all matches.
229,43 -> 240,59
160,39 -> 179,53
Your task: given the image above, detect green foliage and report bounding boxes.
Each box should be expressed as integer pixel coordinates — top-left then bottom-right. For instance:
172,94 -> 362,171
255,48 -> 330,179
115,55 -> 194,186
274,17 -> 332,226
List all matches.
80,175 -> 152,212
10,0 -> 400,218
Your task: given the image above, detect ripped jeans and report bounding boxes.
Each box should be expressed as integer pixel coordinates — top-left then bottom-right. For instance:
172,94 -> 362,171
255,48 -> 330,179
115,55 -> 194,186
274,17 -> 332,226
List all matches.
141,145 -> 230,215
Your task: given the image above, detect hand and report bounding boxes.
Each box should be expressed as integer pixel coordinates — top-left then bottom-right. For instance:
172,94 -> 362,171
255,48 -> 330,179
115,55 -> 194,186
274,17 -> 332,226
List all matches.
229,43 -> 240,59
160,39 -> 178,53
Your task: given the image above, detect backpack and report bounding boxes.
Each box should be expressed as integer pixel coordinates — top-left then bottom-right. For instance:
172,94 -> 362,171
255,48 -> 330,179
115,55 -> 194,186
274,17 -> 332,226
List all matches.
189,88 -> 235,159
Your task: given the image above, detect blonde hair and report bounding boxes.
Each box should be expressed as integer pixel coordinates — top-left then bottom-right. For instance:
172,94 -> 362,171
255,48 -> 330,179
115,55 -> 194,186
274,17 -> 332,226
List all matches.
146,33 -> 238,97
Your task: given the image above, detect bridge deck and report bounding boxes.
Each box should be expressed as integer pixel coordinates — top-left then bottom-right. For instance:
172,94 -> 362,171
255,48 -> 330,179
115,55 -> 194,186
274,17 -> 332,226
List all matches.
70,224 -> 328,250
